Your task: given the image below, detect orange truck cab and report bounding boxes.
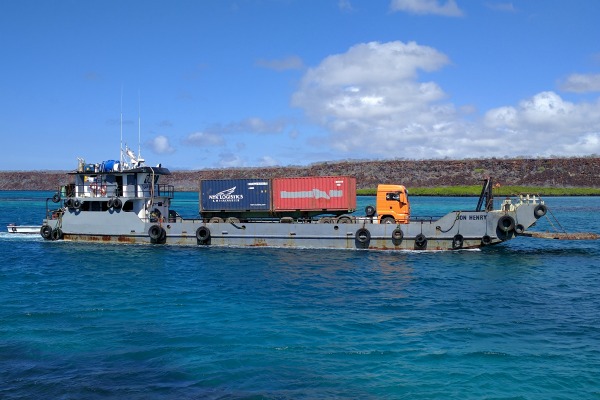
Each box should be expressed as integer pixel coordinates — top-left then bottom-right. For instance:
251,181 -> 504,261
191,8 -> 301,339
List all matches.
376,184 -> 410,224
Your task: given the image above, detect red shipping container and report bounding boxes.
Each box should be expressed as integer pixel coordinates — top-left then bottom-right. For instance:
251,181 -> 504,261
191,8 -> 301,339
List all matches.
272,176 -> 357,212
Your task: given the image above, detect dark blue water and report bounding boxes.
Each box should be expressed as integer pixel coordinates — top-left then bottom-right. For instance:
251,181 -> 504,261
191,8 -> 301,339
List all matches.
1,191 -> 599,399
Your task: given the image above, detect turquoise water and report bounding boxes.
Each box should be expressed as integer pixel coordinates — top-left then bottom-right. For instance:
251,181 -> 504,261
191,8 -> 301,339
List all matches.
1,191 -> 599,399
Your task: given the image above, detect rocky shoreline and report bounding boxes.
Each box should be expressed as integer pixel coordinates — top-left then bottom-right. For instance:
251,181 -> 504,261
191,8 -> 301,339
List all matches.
1,157 -> 598,191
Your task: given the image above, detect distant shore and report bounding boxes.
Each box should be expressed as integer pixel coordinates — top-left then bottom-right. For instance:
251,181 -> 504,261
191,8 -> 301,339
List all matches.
357,186 -> 600,196
1,156 -> 599,192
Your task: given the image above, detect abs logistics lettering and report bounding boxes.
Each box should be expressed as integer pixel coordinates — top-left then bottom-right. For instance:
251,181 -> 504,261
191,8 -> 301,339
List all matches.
208,187 -> 244,203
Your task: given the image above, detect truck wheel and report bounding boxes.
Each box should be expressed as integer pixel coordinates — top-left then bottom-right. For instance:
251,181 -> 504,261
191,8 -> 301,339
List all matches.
319,217 -> 334,223
381,216 -> 396,224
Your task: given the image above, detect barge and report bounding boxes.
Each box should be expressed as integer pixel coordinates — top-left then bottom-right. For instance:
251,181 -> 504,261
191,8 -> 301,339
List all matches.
37,152 -> 548,250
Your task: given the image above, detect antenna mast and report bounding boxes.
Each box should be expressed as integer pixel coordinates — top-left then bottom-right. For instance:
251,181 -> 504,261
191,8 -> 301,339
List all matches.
120,86 -> 123,170
138,90 -> 142,160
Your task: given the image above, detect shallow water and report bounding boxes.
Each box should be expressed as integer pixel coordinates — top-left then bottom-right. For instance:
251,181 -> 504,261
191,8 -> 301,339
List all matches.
1,192 -> 599,399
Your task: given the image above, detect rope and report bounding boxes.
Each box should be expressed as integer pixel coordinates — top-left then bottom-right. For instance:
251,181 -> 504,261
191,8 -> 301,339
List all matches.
544,207 -> 567,233
437,211 -> 461,233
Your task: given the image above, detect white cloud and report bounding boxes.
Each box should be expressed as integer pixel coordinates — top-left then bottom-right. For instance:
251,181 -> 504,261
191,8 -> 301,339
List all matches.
338,0 -> 354,12
291,41 -> 600,160
482,92 -> 600,156
208,117 -> 286,135
184,131 -> 225,146
148,135 -> 175,154
218,152 -> 245,168
559,73 -> 600,93
258,155 -> 279,166
485,2 -> 516,13
390,0 -> 463,17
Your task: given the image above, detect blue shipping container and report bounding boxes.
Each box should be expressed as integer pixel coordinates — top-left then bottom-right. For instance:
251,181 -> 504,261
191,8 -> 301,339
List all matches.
200,179 -> 271,211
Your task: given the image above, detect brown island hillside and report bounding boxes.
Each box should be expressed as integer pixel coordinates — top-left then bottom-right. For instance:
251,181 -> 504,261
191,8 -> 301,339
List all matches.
0,157 -> 599,192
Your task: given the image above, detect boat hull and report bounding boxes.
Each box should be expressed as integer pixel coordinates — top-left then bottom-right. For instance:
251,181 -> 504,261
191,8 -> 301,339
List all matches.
40,201 -> 543,251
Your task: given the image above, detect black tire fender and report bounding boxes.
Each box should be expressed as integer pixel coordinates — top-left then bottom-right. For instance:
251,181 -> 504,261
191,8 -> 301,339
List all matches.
51,228 -> 63,241
365,205 -> 376,217
515,224 -> 525,234
355,228 -> 371,244
481,235 -> 492,245
52,193 -> 61,203
497,215 -> 515,232
196,226 -> 211,243
112,198 -> 122,209
415,233 -> 427,249
452,234 -> 464,249
40,225 -> 53,240
148,225 -> 162,240
392,228 -> 404,241
534,204 -> 547,218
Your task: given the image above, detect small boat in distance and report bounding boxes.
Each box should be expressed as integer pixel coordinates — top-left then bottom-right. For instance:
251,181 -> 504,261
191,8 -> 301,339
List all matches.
7,224 -> 41,234
32,149 -> 562,251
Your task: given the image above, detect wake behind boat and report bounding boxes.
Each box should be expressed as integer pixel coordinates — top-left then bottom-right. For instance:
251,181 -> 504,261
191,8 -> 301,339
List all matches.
33,150 -> 593,251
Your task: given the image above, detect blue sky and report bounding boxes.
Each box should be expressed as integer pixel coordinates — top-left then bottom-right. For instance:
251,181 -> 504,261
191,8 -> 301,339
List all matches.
1,0 -> 599,171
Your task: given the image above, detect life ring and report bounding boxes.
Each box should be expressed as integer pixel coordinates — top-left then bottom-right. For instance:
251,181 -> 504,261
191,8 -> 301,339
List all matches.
40,225 -> 53,240
51,228 -> 63,241
196,226 -> 211,244
497,215 -> 515,232
392,228 -> 404,241
481,235 -> 492,245
415,233 -> 427,249
534,204 -> 547,218
355,228 -> 371,245
52,193 -> 61,203
515,224 -> 525,234
365,205 -> 376,217
112,198 -> 122,209
452,234 -> 464,249
148,225 -> 162,240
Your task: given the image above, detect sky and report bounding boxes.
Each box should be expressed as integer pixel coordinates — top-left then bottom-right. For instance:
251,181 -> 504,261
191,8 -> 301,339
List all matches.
1,0 -> 600,171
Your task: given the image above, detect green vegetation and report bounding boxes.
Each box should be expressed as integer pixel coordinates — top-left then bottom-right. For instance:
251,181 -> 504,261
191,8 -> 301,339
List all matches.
357,186 -> 600,196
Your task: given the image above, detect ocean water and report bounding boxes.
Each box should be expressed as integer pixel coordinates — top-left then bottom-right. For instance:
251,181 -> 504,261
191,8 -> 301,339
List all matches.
1,191 -> 599,399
